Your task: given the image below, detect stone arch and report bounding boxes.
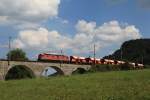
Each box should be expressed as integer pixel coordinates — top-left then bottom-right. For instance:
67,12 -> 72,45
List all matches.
5,65 -> 35,80
41,66 -> 64,77
72,67 -> 87,74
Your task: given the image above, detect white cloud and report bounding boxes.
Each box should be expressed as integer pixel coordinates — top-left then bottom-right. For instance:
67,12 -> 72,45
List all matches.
71,20 -> 141,53
75,20 -> 96,34
93,20 -> 141,42
15,28 -> 49,48
13,20 -> 142,55
13,27 -> 72,50
0,0 -> 60,28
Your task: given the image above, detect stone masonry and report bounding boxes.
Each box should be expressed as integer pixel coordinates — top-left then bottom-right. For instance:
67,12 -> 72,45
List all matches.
0,60 -> 91,80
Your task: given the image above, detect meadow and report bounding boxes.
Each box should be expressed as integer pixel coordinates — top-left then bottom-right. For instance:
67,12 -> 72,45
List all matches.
0,69 -> 150,100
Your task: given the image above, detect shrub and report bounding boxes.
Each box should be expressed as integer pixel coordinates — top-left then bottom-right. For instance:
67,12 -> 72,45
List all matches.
89,64 -> 120,72
89,63 -> 134,73
118,62 -> 134,70
144,65 -> 150,69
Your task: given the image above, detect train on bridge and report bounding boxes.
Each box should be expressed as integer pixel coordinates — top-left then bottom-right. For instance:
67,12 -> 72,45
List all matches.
38,53 -> 144,68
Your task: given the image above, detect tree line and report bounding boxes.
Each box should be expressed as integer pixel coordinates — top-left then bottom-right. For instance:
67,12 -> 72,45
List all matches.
104,39 -> 150,65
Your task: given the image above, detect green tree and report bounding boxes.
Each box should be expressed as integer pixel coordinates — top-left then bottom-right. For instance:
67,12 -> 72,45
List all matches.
103,39 -> 150,65
7,48 -> 28,61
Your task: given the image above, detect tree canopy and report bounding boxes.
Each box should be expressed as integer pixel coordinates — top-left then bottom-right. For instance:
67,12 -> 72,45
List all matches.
103,39 -> 150,65
7,48 -> 28,61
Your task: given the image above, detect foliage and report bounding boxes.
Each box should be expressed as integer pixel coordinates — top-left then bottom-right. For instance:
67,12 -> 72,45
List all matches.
104,39 -> 150,65
89,64 -> 112,72
144,65 -> 150,69
7,48 -> 28,61
118,62 -> 134,70
0,69 -> 150,100
5,65 -> 35,80
89,63 -> 134,72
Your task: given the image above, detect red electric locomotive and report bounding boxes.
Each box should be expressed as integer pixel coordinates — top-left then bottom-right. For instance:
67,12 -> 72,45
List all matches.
38,53 -> 69,63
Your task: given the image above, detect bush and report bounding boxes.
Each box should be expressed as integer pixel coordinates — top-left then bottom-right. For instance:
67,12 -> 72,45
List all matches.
118,62 -> 134,70
89,64 -> 120,72
7,48 -> 28,61
144,65 -> 150,69
88,63 -> 134,73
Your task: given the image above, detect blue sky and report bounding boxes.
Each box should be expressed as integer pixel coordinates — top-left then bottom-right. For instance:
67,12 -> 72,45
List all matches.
59,0 -> 150,36
0,0 -> 150,60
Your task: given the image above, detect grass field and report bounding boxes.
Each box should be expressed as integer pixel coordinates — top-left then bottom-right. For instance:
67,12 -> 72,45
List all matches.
0,69 -> 150,100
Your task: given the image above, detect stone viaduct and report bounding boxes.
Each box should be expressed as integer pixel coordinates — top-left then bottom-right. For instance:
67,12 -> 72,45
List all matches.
0,60 -> 91,80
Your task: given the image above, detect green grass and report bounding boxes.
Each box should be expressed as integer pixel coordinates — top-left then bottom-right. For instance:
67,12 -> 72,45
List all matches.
0,69 -> 150,100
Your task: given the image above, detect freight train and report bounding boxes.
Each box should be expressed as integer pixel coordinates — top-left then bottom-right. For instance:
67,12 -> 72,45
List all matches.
37,53 -> 144,68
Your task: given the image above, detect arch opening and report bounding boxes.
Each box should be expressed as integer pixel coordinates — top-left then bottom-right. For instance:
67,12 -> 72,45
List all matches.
72,68 -> 87,74
41,66 -> 64,77
5,65 -> 35,80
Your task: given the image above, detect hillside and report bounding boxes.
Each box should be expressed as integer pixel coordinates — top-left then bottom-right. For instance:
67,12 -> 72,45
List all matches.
104,39 -> 150,65
0,69 -> 150,100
